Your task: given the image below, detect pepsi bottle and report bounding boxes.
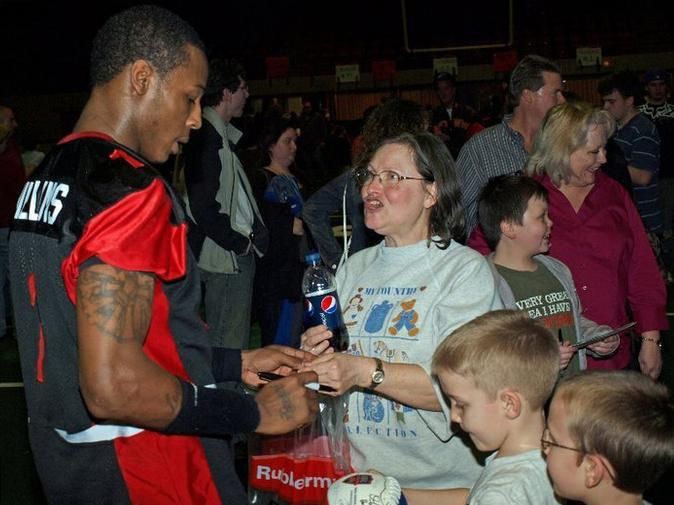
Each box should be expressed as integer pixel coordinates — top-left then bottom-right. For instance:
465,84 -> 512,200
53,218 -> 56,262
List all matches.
302,252 -> 348,351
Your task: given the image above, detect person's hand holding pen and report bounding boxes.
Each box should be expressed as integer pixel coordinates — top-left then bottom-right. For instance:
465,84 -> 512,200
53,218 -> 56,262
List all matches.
241,344 -> 314,387
558,329 -> 577,370
573,322 -> 635,356
586,334 -> 620,356
258,371 -> 336,393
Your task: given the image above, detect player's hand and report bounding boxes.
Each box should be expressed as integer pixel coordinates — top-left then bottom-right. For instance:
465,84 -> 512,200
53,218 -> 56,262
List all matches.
241,345 -> 314,387
255,372 -> 320,434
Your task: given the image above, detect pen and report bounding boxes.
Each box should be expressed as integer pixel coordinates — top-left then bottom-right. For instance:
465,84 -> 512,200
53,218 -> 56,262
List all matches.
257,371 -> 336,393
304,382 -> 324,392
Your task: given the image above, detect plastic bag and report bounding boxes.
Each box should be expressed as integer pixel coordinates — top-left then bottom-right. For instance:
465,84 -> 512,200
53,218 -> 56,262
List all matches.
249,396 -> 352,505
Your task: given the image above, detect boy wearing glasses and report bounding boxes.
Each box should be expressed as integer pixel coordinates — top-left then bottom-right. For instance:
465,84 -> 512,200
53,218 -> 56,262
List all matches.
478,175 -> 620,374
544,370 -> 674,505
402,309 -> 562,504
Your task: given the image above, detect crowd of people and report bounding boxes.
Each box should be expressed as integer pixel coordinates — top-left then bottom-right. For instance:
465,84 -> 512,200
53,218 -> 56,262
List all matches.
1,4 -> 674,505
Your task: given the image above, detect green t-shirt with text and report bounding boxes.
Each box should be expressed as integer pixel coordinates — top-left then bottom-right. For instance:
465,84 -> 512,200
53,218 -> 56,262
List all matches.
495,262 -> 579,375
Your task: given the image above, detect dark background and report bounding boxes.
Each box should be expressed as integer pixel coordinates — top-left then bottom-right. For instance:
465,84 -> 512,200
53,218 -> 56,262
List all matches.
2,2 -> 674,504
2,0 -> 406,95
3,0 -> 673,97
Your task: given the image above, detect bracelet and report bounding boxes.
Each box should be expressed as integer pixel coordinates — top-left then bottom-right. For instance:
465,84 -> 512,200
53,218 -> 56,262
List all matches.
641,336 -> 663,350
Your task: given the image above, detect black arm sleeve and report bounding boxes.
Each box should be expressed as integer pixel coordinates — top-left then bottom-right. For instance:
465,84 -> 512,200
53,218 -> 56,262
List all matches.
165,380 -> 260,436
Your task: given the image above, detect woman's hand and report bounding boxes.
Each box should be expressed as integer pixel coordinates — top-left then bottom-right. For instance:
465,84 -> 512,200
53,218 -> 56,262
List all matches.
559,341 -> 576,370
639,331 -> 663,380
302,355 -> 442,410
300,324 -> 335,356
587,334 -> 620,356
303,353 -> 372,395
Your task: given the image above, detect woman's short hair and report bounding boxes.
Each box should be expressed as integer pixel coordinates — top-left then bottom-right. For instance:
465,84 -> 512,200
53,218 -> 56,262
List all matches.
258,115 -> 297,153
371,132 -> 465,247
525,102 -> 615,186
354,98 -> 427,171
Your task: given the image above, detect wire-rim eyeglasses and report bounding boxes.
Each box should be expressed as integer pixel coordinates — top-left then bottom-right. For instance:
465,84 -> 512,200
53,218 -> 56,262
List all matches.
353,167 -> 431,188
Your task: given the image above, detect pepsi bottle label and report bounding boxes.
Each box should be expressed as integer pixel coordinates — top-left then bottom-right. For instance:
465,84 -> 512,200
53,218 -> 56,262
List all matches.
304,290 -> 348,351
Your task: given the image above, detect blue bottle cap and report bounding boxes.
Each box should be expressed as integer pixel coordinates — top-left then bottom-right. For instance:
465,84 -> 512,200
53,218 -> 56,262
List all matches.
305,252 -> 321,265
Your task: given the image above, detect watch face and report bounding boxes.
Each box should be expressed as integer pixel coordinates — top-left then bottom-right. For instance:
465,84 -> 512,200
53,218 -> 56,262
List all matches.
372,370 -> 385,384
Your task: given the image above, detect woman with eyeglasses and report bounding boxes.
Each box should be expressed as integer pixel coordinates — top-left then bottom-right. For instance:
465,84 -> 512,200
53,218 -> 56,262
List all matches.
301,131 -> 501,489
302,97 -> 428,272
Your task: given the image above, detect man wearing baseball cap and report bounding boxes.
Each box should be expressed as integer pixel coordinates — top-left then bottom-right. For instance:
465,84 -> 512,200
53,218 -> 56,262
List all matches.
640,68 -> 674,246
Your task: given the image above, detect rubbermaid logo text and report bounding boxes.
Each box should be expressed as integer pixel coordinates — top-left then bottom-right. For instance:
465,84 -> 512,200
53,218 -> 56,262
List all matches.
255,465 -> 335,490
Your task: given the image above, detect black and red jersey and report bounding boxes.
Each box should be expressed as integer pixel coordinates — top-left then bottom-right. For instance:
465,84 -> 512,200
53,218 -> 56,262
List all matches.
10,133 -> 247,504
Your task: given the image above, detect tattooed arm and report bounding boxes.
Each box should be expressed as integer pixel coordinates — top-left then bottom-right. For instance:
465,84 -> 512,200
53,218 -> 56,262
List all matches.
77,263 -> 182,429
77,263 -> 319,433
253,372 -> 321,434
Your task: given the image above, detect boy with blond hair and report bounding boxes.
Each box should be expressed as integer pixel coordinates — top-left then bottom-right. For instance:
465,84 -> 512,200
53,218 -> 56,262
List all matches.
402,309 -> 563,504
544,370 -> 674,505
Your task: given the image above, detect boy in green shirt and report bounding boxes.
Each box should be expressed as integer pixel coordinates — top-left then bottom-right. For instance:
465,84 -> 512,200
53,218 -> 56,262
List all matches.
478,175 -> 619,372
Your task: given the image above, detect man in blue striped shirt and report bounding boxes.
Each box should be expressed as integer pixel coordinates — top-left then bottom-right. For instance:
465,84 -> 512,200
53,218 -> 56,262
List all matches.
640,68 -> 674,239
600,72 -> 662,233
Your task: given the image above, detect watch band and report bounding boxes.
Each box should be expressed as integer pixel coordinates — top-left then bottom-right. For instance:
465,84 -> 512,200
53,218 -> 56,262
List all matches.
370,357 -> 385,389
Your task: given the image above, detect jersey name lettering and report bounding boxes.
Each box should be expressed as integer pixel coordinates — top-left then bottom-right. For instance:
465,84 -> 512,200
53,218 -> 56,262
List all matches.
15,180 -> 70,225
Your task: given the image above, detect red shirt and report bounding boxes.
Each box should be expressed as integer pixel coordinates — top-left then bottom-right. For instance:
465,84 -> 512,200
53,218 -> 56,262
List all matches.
0,138 -> 26,227
469,172 -> 668,369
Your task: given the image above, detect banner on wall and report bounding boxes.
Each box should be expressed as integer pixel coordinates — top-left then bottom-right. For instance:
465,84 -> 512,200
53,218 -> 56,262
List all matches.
287,97 -> 303,116
576,47 -> 602,67
492,50 -> 518,73
265,56 -> 290,79
336,64 -> 360,83
372,60 -> 396,82
433,57 -> 458,77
